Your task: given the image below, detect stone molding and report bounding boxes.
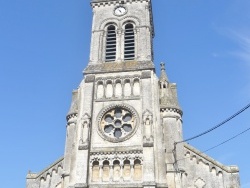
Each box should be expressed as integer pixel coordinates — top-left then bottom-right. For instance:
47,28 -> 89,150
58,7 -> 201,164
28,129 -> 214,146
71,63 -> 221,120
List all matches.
74,183 -> 88,188
90,150 -> 143,165
84,61 -> 154,74
66,113 -> 78,122
98,15 -> 140,31
160,108 -> 183,116
95,96 -> 141,102
95,74 -> 141,82
91,0 -> 151,8
90,149 -> 143,156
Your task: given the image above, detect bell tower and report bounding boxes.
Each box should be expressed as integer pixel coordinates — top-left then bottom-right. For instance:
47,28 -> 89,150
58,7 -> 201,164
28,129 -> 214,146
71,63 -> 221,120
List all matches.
63,0 -> 169,187
86,0 -> 154,68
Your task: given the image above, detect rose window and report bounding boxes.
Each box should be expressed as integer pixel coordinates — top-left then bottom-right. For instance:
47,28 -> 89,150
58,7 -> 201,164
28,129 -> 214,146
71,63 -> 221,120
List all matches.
99,106 -> 137,141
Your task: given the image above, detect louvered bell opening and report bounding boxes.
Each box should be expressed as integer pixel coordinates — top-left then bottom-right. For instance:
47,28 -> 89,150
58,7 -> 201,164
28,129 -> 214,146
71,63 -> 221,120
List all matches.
106,25 -> 116,62
124,24 -> 135,61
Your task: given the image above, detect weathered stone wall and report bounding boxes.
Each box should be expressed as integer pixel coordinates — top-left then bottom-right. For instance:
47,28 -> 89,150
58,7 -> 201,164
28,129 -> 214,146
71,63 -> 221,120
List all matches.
26,158 -> 63,188
182,144 -> 240,188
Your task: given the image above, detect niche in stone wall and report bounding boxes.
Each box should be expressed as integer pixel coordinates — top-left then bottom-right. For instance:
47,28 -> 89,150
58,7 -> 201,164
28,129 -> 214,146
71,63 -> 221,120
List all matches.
92,161 -> 100,182
115,80 -> 122,97
134,159 -> 142,181
102,160 -> 110,182
133,78 -> 140,96
40,178 -> 45,187
113,160 -> 121,181
123,160 -> 131,179
124,79 -> 131,97
106,80 -> 113,98
97,81 -> 104,99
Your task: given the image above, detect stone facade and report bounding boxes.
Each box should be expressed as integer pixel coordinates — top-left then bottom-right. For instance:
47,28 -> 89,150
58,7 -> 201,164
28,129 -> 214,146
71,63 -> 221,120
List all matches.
26,0 -> 240,187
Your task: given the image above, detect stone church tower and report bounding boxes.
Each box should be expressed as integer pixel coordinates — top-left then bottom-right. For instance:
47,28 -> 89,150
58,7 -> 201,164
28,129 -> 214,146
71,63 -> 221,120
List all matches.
27,0 -> 240,187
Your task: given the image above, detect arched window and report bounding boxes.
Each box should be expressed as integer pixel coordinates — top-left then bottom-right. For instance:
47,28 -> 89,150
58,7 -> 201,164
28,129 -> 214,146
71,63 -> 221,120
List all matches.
92,161 -> 100,182
124,23 -> 135,60
134,159 -> 142,181
113,160 -> 121,181
123,160 -> 131,178
102,160 -> 110,181
105,25 -> 117,62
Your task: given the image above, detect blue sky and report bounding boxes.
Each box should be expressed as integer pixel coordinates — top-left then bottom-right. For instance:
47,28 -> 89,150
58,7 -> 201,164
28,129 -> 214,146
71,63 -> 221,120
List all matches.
0,0 -> 249,187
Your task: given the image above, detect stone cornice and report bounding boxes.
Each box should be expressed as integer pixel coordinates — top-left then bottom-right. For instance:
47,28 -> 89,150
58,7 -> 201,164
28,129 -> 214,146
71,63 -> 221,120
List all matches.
184,144 -> 239,174
91,0 -> 151,8
90,149 -> 143,156
84,61 -> 154,74
66,113 -> 78,121
160,107 -> 183,116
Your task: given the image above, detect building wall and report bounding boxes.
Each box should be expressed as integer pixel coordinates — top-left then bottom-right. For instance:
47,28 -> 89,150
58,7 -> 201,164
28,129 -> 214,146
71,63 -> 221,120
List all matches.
26,158 -> 63,188
182,144 -> 240,188
26,0 -> 240,187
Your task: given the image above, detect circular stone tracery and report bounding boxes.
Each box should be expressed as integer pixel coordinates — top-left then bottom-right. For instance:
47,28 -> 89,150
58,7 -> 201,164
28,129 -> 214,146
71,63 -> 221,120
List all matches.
98,105 -> 138,142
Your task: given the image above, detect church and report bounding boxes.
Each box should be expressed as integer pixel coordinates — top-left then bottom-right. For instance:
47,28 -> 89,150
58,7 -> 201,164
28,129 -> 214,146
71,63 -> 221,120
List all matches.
26,0 -> 240,187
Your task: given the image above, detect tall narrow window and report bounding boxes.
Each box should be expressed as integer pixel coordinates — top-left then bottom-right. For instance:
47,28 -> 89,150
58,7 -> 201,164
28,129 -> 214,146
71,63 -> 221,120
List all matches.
105,25 -> 116,62
124,24 -> 135,60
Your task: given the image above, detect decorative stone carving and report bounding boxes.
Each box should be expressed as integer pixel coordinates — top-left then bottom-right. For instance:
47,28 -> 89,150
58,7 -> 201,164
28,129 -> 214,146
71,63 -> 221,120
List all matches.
142,110 -> 153,147
90,151 -> 143,183
194,178 -> 206,188
95,76 -> 141,101
97,104 -> 139,143
79,113 -> 91,150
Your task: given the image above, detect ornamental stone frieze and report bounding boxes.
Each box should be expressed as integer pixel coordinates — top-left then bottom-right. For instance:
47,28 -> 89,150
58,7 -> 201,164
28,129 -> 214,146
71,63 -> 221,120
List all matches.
89,150 -> 143,183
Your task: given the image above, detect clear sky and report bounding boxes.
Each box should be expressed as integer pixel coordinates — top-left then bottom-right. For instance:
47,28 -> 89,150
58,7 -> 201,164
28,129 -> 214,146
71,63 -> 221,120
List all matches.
0,0 -> 249,187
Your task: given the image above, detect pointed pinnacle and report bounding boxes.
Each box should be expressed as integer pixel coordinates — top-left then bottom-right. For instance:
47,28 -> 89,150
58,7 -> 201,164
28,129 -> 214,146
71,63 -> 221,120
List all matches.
160,62 -> 169,82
